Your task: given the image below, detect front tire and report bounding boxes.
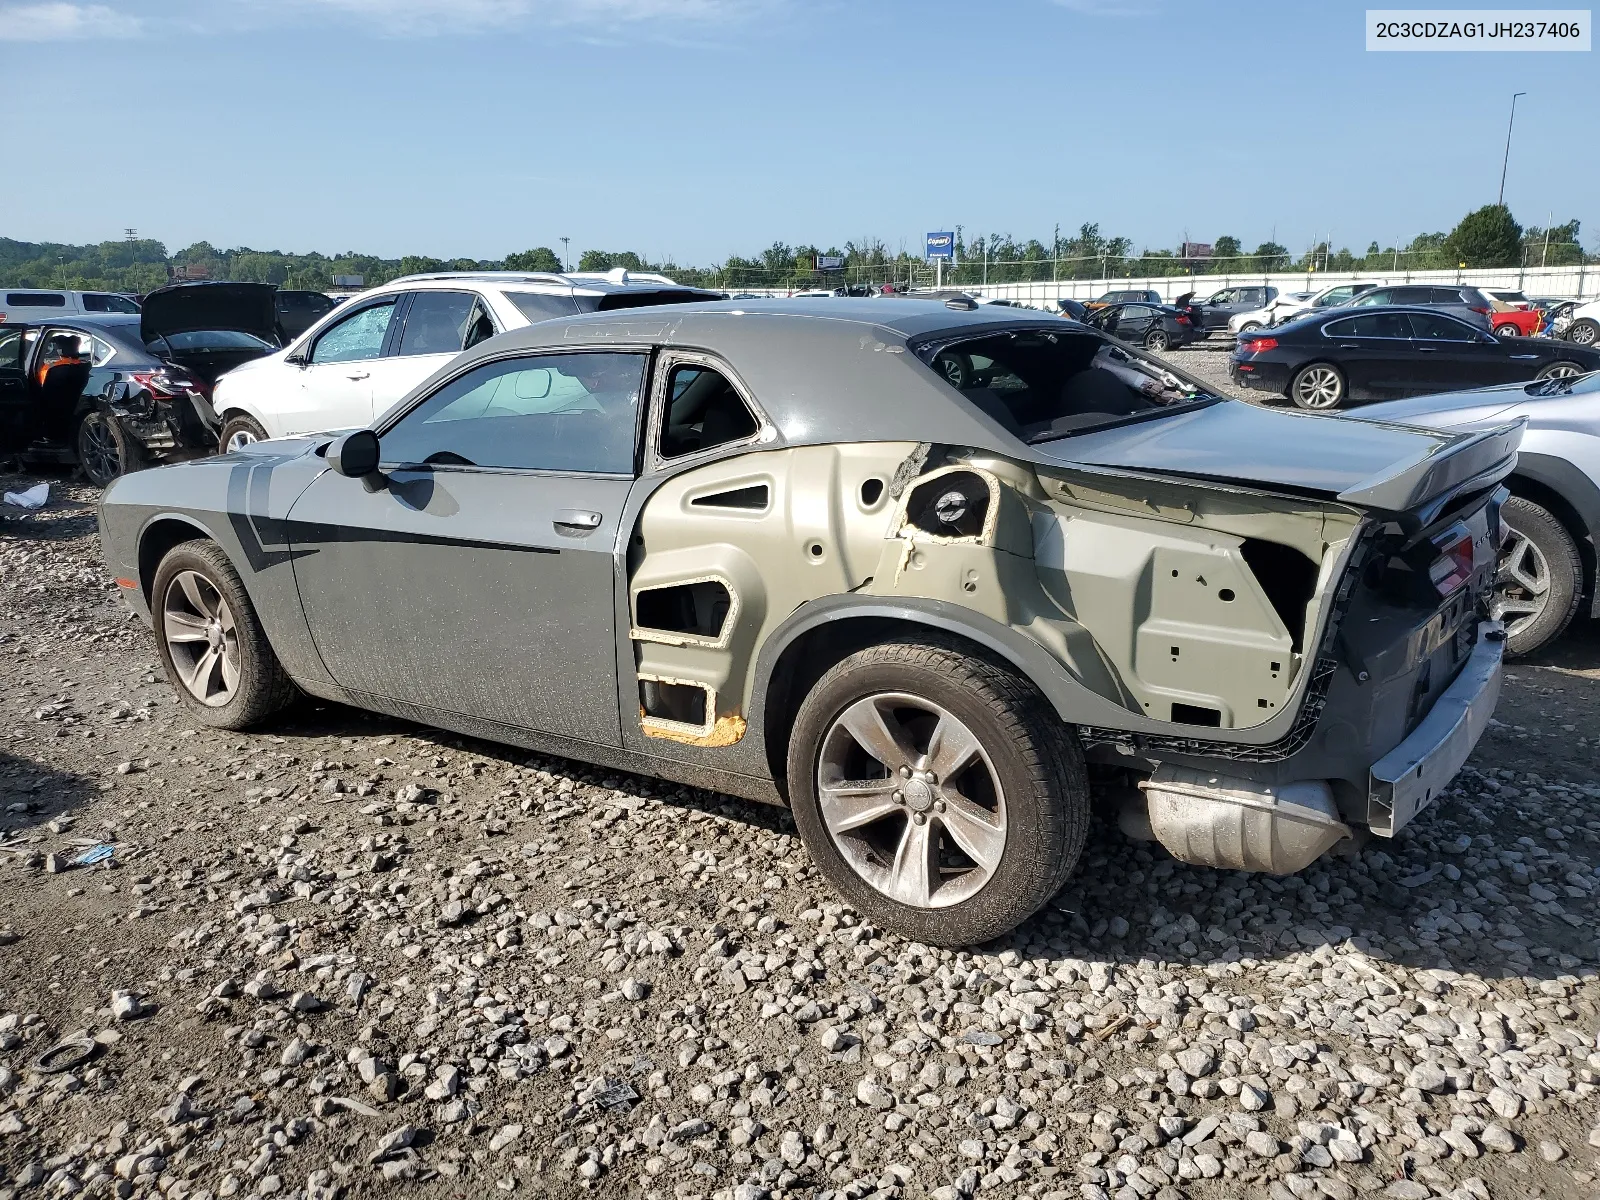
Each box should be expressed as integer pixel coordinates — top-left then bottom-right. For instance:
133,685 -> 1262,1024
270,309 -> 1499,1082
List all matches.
1493,496 -> 1582,657
1534,361 -> 1586,384
152,540 -> 298,728
1237,321 -> 1263,335
1290,362 -> 1346,410
1567,319 -> 1599,347
1144,329 -> 1171,351
76,411 -> 144,487
219,413 -> 269,454
786,639 -> 1089,946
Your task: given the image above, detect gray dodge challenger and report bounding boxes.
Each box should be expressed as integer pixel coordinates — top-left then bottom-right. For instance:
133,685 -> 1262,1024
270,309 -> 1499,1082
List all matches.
98,299 -> 1518,945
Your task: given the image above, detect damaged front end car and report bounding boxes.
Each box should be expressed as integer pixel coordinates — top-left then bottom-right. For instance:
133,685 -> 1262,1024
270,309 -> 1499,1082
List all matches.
97,299 -> 1517,945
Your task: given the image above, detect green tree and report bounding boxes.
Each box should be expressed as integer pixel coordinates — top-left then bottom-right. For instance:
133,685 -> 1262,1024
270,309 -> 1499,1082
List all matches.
1444,205 -> 1522,268
1212,235 -> 1242,263
505,247 -> 562,272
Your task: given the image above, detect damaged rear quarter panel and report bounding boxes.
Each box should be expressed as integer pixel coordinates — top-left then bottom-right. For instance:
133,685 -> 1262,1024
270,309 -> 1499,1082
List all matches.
624,432 -> 1366,779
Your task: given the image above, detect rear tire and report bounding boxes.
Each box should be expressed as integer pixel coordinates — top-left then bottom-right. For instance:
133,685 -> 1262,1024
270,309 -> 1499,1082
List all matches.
1237,321 -> 1263,335
1493,323 -> 1520,337
219,413 -> 269,454
1493,496 -> 1582,657
1568,319 -> 1598,347
1144,329 -> 1171,351
152,539 -> 298,728
76,410 -> 144,488
786,638 -> 1089,946
1289,362 -> 1346,410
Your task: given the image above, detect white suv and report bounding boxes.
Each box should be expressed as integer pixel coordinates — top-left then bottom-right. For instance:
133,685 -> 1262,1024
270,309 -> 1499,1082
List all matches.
211,270 -> 718,449
1227,281 -> 1383,334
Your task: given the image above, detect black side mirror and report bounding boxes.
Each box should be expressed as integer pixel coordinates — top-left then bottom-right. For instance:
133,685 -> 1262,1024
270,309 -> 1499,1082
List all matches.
328,429 -> 383,490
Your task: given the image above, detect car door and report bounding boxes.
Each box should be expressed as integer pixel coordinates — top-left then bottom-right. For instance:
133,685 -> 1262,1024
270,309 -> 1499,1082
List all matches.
1115,304 -> 1155,341
1320,312 -> 1414,397
364,290 -> 498,422
1203,288 -> 1237,330
283,299 -> 399,435
1401,310 -> 1516,391
0,325 -> 29,452
284,348 -> 646,745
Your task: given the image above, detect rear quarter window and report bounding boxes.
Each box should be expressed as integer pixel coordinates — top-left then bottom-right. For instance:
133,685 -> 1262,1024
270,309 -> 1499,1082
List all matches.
6,292 -> 67,307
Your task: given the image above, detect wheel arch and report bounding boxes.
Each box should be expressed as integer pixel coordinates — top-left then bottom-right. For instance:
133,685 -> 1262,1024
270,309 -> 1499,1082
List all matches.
1506,453 -> 1600,617
137,514 -> 218,606
751,597 -> 1098,791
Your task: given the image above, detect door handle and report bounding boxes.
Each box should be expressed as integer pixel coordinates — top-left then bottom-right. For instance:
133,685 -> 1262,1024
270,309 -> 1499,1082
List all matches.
1416,346 -> 1438,353
1509,354 -> 1537,360
1339,344 -> 1359,350
553,509 -> 602,532
346,371 -> 370,381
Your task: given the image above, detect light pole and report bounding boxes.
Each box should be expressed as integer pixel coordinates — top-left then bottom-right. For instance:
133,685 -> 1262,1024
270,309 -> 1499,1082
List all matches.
1497,92 -> 1526,208
560,237 -> 570,272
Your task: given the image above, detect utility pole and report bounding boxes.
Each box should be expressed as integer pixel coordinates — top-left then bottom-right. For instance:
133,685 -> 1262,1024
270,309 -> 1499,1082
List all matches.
124,227 -> 137,243
1052,222 -> 1059,283
560,237 -> 570,272
1497,92 -> 1526,207
1542,210 -> 1552,267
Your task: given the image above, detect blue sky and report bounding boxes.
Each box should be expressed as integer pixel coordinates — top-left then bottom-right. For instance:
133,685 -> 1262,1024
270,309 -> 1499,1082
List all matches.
1,0 -> 1595,263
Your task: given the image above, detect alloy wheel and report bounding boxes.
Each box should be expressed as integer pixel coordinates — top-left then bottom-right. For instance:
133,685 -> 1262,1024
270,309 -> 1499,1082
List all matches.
1538,362 -> 1583,381
1571,323 -> 1597,346
1295,366 -> 1343,408
1491,529 -> 1550,638
79,416 -> 121,484
225,429 -> 259,452
162,570 -> 241,707
816,693 -> 1006,909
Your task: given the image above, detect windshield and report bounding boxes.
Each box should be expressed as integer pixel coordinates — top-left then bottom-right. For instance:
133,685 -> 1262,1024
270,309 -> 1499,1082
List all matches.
149,329 -> 275,352
915,326 -> 1220,444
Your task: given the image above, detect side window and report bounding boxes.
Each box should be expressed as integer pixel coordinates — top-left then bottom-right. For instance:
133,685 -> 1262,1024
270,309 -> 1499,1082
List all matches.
89,336 -> 117,366
1405,312 -> 1474,341
310,302 -> 396,364
1209,289 -> 1236,305
1326,313 -> 1410,338
1349,289 -> 1387,307
381,352 -> 644,474
81,293 -> 139,313
1430,287 -> 1466,305
6,292 -> 66,307
462,300 -> 496,350
396,291 -> 478,357
659,363 -> 760,459
0,326 -> 25,372
1121,305 -> 1154,321
506,291 -> 580,323
1392,286 -> 1431,304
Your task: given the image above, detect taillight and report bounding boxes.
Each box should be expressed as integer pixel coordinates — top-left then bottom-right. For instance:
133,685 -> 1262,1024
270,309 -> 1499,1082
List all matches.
129,369 -> 201,398
1428,527 -> 1475,597
1240,337 -> 1277,353
1175,314 -> 1191,325
1469,306 -> 1491,316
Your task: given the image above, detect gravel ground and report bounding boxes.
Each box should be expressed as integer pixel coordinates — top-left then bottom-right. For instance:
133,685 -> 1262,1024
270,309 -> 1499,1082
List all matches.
1,471 -> 1599,1200
1152,338 -> 1252,402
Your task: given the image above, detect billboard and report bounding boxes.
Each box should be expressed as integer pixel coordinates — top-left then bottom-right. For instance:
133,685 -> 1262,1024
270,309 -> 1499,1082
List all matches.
925,232 -> 955,260
815,255 -> 845,271
332,274 -> 365,288
1180,242 -> 1213,260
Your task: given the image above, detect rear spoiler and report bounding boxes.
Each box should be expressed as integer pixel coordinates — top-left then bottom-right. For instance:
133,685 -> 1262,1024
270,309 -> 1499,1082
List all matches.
1338,418 -> 1524,526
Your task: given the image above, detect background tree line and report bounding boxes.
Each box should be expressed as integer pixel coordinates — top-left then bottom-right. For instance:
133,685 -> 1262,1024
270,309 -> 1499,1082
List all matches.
1,205 -> 1587,297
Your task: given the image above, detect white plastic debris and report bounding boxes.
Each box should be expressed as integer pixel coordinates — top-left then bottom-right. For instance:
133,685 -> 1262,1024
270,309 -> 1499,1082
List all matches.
2,483 -> 48,509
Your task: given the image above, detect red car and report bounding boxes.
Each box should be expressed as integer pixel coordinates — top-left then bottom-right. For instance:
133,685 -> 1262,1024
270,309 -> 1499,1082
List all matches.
1484,289 -> 1542,337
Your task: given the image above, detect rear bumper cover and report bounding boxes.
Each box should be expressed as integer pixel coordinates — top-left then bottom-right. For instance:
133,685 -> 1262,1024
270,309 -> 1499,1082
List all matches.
1367,619 -> 1503,836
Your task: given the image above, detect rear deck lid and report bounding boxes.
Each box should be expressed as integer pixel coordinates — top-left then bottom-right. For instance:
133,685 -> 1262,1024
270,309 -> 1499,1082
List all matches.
1027,399 -> 1521,517
141,282 -> 281,347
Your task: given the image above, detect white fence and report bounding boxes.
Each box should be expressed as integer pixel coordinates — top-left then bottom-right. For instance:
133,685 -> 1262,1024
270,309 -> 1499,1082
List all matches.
731,263 -> 1596,305
952,263 -> 1597,307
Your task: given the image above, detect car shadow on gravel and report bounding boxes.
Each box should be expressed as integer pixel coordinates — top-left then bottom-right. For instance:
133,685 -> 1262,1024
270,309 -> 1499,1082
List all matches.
0,746 -> 102,845
243,685 -> 1596,986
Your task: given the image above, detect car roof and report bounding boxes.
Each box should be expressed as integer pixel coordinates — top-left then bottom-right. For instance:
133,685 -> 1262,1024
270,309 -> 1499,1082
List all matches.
0,312 -> 142,331
401,298 -> 1075,454
383,269 -> 711,297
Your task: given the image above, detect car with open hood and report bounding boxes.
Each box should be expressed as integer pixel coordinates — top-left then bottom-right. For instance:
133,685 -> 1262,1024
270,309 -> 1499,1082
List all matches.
99,299 -> 1514,944
1,282 -> 281,484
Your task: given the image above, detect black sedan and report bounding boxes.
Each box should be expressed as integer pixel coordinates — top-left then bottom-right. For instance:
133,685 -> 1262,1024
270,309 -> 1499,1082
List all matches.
0,283 -> 281,484
1082,301 -> 1200,351
1229,306 -> 1600,410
